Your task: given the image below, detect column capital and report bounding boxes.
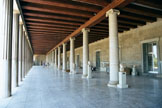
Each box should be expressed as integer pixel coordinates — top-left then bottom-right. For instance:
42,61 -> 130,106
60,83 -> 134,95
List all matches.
70,37 -> 75,41
82,28 -> 90,33
106,9 -> 120,17
13,10 -> 20,14
63,42 -> 67,45
20,21 -> 23,25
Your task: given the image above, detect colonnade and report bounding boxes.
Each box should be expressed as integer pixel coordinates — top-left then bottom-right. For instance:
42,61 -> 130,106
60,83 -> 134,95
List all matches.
46,9 -> 120,88
0,0 -> 33,98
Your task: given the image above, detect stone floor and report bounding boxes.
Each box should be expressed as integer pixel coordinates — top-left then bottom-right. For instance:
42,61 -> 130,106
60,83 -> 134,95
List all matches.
0,66 -> 162,108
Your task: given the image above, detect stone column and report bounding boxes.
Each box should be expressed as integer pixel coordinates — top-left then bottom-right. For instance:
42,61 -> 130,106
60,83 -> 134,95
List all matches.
82,28 -> 90,78
106,9 -> 120,87
55,49 -> 57,68
70,37 -> 75,74
0,0 -> 13,98
58,46 -> 61,70
52,50 -> 54,66
63,43 -> 67,71
24,37 -> 26,76
22,31 -> 25,79
18,22 -> 23,82
12,11 -> 20,88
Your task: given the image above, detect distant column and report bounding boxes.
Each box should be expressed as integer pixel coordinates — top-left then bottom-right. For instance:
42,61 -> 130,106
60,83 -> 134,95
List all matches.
55,49 -> 57,68
69,37 -> 75,74
12,11 -> 20,88
0,0 -> 13,98
22,31 -> 25,79
106,9 -> 120,87
82,28 -> 90,78
58,46 -> 61,70
62,43 -> 67,71
18,22 -> 23,82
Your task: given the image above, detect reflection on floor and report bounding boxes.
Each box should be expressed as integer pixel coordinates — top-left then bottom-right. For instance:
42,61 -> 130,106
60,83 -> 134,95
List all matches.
0,66 -> 162,108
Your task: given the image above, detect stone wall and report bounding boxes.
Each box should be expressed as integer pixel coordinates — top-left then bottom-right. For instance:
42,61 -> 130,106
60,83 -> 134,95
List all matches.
33,54 -> 46,65
66,19 -> 162,74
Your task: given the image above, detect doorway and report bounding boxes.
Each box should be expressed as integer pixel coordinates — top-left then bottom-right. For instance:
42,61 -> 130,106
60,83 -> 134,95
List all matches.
96,51 -> 100,70
143,42 -> 159,74
76,55 -> 80,68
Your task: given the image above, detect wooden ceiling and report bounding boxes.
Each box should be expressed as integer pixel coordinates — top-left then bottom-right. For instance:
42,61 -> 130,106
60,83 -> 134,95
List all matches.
18,0 -> 162,54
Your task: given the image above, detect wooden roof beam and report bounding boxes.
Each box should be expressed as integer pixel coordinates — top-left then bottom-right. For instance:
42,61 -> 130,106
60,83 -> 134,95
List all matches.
133,0 -> 162,11
73,0 -> 111,7
24,12 -> 88,23
123,4 -> 162,18
21,0 -> 100,12
119,10 -> 156,22
22,4 -> 93,18
25,18 -> 82,26
26,22 -> 78,29
27,26 -> 75,32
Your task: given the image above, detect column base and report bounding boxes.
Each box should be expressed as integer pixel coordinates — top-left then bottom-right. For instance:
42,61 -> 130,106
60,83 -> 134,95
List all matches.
82,74 -> 87,78
69,71 -> 73,74
62,70 -> 66,72
87,75 -> 92,79
117,84 -> 128,88
107,81 -> 118,88
73,71 -> 76,74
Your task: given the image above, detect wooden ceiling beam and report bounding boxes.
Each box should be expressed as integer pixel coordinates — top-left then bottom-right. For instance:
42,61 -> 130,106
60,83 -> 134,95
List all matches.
73,0 -> 110,7
29,30 -> 72,34
26,22 -> 78,29
24,12 -> 87,23
27,24 -> 76,30
123,4 -> 162,18
119,10 -> 156,22
25,18 -> 82,26
28,29 -> 73,33
27,26 -> 75,32
22,5 -> 93,18
21,0 -> 100,12
28,29 -> 72,33
134,0 -> 162,10
29,32 -> 69,35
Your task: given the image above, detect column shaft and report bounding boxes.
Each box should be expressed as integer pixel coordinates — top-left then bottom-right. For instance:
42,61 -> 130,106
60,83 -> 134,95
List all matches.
82,28 -> 90,78
58,47 -> 61,69
106,9 -> 120,87
63,43 -> 67,71
0,0 -> 13,98
12,12 -> 19,88
22,31 -> 25,79
18,23 -> 23,82
70,38 -> 75,74
55,49 -> 57,68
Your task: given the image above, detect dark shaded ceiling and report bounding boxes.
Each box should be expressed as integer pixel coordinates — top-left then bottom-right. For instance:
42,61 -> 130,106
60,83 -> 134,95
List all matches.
18,0 -> 162,54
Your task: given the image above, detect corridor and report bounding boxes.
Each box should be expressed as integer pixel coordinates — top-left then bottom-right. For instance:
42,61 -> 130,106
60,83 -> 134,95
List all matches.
0,66 -> 162,108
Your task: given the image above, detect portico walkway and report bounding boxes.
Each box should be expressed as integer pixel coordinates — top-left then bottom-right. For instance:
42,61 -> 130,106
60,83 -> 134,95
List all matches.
0,66 -> 162,108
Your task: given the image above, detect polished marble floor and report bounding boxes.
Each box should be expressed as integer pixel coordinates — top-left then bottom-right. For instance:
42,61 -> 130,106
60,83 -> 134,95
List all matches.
0,66 -> 162,108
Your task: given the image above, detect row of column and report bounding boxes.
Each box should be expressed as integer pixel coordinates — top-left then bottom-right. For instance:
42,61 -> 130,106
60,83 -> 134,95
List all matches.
47,9 -> 120,87
0,0 -> 33,98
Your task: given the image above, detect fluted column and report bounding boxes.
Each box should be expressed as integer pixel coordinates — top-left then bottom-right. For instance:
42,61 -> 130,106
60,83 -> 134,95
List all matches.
58,46 -> 61,70
18,22 -> 23,82
55,49 -> 57,68
106,9 -> 120,87
82,28 -> 90,78
69,37 -> 75,74
12,11 -> 20,88
63,43 -> 67,71
0,0 -> 13,98
52,50 -> 54,66
22,31 -> 25,79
